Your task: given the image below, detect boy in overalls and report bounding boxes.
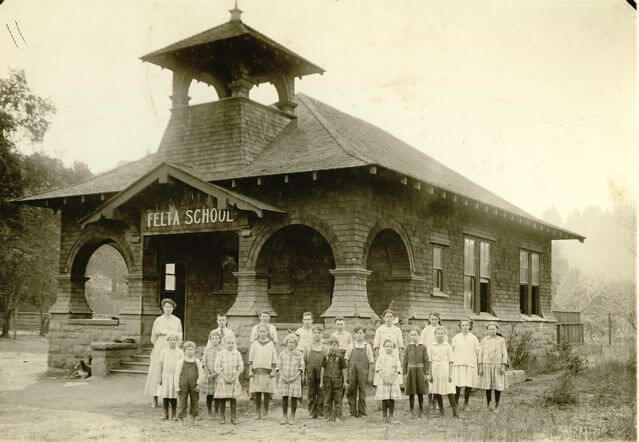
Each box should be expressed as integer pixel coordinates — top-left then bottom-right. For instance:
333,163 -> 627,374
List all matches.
303,324 -> 327,418
175,341 -> 204,422
345,326 -> 375,417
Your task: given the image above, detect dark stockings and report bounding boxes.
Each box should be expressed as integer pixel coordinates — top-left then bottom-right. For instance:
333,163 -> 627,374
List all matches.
456,387 -> 473,405
281,396 -> 297,421
206,395 -> 214,412
409,394 -> 424,410
486,389 -> 501,407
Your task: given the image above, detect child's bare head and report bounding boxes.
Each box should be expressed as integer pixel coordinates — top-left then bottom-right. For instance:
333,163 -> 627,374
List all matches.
183,341 -> 196,357
302,312 -> 313,327
311,325 -> 323,341
167,333 -> 179,348
382,310 -> 395,325
208,330 -> 221,346
284,333 -> 298,350
327,337 -> 339,350
335,317 -> 345,331
223,336 -> 236,351
409,327 -> 420,342
258,311 -> 271,323
353,326 -> 366,342
383,339 -> 395,354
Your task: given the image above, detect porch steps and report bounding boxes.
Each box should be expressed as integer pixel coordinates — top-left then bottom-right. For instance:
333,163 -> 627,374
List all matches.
109,348 -> 152,375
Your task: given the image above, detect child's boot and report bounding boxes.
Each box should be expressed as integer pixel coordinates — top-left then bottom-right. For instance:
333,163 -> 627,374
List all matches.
162,399 -> 169,420
448,394 -> 458,418
255,395 -> 262,420
219,401 -> 226,424
230,399 -> 237,425
437,395 -> 444,417
389,401 -> 398,424
264,394 -> 270,417
171,399 -> 178,421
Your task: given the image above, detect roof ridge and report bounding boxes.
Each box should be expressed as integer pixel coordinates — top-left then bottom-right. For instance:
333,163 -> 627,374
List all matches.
297,94 -> 373,165
15,153 -> 159,201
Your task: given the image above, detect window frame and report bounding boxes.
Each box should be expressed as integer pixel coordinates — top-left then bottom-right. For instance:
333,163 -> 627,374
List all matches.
519,249 -> 542,316
430,240 -> 450,297
464,236 -> 493,314
164,263 -> 176,292
432,245 -> 444,294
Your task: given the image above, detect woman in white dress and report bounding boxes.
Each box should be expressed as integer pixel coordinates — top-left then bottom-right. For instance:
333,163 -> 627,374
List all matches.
451,318 -> 480,411
144,298 -> 183,407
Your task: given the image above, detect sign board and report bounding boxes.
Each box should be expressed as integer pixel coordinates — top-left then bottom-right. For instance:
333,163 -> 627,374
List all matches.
142,206 -> 249,235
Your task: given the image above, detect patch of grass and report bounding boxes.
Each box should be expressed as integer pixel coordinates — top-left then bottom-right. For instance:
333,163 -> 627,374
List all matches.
544,373 -> 578,407
577,359 -> 636,407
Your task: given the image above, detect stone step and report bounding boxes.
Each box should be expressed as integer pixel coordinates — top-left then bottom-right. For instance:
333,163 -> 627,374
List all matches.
121,361 -> 150,367
110,368 -> 148,375
131,354 -> 151,361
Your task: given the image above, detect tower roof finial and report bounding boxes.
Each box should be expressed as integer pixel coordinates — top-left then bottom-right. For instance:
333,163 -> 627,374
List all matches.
229,0 -> 243,21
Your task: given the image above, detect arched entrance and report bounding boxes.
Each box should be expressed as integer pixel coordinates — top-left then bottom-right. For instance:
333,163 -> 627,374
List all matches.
85,244 -> 129,316
64,232 -> 133,317
366,229 -> 411,317
255,225 -> 335,323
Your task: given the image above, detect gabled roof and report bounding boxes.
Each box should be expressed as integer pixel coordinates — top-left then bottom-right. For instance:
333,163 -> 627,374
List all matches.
14,94 -> 584,241
79,162 -> 284,228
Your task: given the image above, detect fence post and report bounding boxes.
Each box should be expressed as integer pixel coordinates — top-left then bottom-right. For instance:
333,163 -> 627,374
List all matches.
608,312 -> 612,347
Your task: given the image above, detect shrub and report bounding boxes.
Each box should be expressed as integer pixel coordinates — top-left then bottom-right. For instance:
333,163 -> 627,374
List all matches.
544,373 -> 578,407
557,337 -> 585,375
506,328 -> 537,370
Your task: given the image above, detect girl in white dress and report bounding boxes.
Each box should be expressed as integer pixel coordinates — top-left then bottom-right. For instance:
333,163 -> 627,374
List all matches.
157,333 -> 183,420
478,322 -> 508,411
373,310 -> 404,358
427,326 -> 458,418
419,312 -> 448,409
144,298 -> 183,407
374,339 -> 403,424
248,324 -> 278,419
451,318 -> 480,411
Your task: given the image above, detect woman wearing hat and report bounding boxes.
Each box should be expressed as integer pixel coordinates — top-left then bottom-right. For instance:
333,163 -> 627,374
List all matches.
144,298 -> 183,407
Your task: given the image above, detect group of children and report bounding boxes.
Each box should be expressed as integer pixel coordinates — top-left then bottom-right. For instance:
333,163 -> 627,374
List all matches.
148,306 -> 509,426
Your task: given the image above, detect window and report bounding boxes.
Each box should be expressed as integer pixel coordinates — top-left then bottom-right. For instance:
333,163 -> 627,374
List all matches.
479,242 -> 491,313
463,238 -> 475,311
519,251 -> 528,314
433,246 -> 443,292
164,263 -> 176,291
520,250 -> 541,316
531,253 -> 540,315
464,237 -> 492,313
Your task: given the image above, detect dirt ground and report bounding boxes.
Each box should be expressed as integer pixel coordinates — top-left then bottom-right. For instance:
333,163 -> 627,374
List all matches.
0,335 -> 633,441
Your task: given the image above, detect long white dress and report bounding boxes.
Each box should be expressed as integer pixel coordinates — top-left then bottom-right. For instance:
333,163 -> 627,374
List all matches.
428,342 -> 456,395
451,332 -> 480,388
144,314 -> 183,396
419,325 -> 448,392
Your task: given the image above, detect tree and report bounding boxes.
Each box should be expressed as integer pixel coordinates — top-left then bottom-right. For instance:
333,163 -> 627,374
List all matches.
0,70 -> 92,337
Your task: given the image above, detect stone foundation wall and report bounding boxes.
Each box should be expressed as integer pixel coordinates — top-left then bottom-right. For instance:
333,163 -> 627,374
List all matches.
48,314 -> 131,369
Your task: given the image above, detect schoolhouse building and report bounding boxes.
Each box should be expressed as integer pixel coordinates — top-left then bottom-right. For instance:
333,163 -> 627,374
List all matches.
15,6 -> 584,370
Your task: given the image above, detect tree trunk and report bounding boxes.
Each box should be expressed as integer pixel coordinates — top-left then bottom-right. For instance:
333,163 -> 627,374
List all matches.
12,307 -> 17,339
1,308 -> 13,337
39,284 -> 46,337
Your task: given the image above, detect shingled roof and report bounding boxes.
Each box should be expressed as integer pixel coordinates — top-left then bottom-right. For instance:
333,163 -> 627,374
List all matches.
14,94 -> 584,241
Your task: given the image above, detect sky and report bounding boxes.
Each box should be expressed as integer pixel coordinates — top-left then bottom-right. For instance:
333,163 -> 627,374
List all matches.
0,0 -> 636,223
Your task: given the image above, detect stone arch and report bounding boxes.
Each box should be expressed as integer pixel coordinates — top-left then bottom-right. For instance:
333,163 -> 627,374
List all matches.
65,225 -> 134,277
365,222 -> 413,318
362,219 -> 416,274
254,224 -> 336,322
246,212 -> 344,270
